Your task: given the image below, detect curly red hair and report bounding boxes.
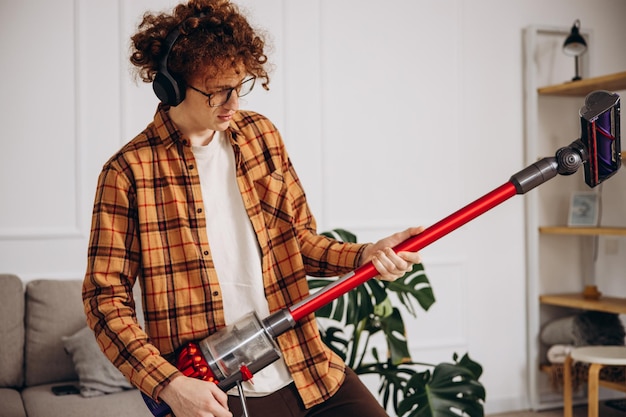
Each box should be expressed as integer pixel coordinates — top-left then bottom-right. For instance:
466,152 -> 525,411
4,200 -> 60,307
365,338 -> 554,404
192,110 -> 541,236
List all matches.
130,0 -> 269,89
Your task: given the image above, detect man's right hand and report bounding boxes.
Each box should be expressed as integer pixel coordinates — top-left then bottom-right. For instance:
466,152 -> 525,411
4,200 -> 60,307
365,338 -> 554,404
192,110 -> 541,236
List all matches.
159,375 -> 232,417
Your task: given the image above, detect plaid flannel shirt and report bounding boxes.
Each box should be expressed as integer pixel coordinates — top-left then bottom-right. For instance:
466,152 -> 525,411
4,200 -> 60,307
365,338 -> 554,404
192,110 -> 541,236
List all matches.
82,105 -> 367,408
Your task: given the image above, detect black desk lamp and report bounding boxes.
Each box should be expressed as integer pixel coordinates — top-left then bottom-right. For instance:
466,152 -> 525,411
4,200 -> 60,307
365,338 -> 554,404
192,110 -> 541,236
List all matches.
563,19 -> 587,81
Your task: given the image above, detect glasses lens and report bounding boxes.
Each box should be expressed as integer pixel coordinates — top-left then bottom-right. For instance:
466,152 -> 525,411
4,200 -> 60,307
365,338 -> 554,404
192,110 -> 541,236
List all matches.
208,77 -> 256,107
208,90 -> 228,107
238,77 -> 256,98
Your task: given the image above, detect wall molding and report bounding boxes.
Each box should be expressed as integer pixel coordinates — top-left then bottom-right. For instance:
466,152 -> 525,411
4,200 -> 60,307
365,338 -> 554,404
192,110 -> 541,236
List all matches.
0,228 -> 85,241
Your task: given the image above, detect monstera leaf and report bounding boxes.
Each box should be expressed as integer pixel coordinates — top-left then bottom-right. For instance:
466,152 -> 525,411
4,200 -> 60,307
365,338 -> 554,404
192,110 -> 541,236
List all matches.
386,263 -> 435,314
398,354 -> 485,417
358,355 -> 419,415
377,306 -> 411,365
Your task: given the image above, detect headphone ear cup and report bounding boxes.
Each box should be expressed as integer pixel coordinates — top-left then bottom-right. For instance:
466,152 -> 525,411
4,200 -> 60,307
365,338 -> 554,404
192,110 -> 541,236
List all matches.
153,70 -> 185,106
153,25 -> 185,106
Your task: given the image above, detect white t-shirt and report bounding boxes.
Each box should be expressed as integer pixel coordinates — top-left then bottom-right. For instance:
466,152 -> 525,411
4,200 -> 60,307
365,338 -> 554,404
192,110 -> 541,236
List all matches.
192,131 -> 293,396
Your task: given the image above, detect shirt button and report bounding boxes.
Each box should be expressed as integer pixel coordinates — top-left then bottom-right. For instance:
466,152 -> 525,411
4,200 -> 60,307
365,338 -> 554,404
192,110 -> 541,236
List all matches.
197,208 -> 202,213
203,250 -> 209,256
212,291 -> 219,297
188,164 -> 194,170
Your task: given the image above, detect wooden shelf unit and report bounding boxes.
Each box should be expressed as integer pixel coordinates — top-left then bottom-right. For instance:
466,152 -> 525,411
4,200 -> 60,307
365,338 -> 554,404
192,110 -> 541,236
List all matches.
537,70 -> 626,96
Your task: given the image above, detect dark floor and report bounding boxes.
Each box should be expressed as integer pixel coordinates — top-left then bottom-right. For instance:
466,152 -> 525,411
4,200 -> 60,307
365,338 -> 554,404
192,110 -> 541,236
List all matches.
488,400 -> 626,417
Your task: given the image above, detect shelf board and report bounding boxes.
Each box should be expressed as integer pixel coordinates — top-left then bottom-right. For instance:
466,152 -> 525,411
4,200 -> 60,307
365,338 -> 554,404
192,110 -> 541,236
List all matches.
540,293 -> 626,315
537,70 -> 626,96
539,226 -> 626,236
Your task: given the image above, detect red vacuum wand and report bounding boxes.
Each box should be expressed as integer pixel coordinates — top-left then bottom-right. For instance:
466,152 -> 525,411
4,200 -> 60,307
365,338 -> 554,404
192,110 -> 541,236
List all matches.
265,158 -> 558,334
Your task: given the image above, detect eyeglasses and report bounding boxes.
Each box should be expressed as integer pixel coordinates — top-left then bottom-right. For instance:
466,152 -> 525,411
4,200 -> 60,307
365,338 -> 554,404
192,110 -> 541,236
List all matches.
188,76 -> 256,107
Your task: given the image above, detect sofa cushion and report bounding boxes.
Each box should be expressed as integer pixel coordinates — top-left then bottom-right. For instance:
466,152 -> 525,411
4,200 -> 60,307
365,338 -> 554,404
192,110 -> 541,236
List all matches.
21,384 -> 154,417
0,388 -> 27,417
24,279 -> 86,386
62,326 -> 133,397
0,274 -> 25,388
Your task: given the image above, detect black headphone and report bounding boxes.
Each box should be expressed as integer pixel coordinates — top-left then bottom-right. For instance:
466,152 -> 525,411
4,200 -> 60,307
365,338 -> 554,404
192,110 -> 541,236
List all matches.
153,26 -> 185,106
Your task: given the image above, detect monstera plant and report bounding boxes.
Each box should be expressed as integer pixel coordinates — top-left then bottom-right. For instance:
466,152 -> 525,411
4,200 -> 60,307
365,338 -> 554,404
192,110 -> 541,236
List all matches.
309,229 -> 485,417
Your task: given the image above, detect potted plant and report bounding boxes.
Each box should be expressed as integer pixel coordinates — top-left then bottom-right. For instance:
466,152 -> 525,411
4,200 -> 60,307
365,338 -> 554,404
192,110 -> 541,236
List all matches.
309,229 -> 485,417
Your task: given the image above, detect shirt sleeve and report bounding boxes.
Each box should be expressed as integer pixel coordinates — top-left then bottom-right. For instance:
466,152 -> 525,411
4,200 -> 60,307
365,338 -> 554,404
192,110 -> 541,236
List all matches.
82,161 -> 181,401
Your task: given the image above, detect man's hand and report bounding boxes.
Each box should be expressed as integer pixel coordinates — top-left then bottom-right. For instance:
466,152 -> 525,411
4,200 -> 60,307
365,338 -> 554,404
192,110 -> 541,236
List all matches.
159,375 -> 232,417
360,227 -> 424,281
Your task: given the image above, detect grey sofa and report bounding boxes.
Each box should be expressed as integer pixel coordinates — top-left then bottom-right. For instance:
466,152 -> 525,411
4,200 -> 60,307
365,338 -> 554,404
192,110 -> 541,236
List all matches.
0,274 -> 153,417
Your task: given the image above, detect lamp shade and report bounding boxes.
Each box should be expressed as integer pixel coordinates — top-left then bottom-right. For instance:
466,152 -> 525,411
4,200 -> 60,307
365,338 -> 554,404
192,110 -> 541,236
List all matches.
563,19 -> 587,56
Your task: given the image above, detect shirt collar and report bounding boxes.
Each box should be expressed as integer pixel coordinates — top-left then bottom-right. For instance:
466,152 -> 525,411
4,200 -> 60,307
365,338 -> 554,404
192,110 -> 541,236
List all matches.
153,103 -> 244,150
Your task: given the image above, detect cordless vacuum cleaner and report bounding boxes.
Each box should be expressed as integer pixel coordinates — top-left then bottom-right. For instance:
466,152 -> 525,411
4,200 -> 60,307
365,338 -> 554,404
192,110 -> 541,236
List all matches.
143,90 -> 620,416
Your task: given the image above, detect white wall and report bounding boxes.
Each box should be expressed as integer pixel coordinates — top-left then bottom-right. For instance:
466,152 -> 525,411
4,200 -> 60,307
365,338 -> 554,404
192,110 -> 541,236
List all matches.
1,0 -> 625,414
